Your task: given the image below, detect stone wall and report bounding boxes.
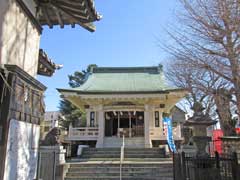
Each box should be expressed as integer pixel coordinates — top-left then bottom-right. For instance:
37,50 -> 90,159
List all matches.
221,137 -> 240,155
3,119 -> 40,180
0,0 -> 40,77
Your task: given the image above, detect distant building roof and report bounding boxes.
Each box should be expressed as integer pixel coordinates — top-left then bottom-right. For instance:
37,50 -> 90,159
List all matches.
58,66 -> 184,94
44,111 -> 61,121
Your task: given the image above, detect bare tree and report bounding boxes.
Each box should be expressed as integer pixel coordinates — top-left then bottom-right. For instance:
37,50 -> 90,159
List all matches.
166,57 -> 221,118
164,0 -> 240,135
214,88 -> 236,135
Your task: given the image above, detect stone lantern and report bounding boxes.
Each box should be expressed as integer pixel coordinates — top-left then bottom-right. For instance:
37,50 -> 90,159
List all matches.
184,102 -> 217,157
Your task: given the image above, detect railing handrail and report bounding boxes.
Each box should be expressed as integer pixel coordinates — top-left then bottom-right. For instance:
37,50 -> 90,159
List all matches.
120,134 -> 125,180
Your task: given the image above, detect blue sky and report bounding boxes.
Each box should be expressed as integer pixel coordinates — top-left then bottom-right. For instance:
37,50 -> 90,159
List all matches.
38,0 -> 180,111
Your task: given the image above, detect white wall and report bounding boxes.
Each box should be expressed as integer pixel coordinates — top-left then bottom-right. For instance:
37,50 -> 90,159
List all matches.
0,0 -> 8,65
4,119 -> 40,180
0,0 -> 40,77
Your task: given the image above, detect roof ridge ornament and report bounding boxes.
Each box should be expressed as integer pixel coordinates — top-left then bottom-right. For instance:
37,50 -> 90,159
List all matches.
92,66 -> 163,74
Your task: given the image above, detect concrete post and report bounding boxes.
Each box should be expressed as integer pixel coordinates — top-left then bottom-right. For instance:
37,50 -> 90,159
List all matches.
96,105 -> 104,147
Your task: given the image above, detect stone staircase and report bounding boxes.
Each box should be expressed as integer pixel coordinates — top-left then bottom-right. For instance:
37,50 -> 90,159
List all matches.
103,137 -> 145,148
65,148 -> 173,180
76,148 -> 166,161
65,162 -> 173,180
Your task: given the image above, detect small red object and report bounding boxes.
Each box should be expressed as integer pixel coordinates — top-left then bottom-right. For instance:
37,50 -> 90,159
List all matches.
212,129 -> 223,154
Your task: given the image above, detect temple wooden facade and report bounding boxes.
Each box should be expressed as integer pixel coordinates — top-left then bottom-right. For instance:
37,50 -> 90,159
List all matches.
58,66 -> 187,148
0,0 -> 101,179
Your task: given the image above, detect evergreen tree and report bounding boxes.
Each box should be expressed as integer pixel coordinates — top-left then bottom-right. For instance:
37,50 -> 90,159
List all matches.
59,64 -> 97,128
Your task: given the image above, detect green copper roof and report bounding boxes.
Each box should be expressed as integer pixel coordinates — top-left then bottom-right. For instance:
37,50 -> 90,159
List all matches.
58,66 -> 179,94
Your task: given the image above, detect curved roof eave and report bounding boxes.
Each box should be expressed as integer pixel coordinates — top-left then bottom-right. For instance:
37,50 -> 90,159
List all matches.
57,88 -> 187,95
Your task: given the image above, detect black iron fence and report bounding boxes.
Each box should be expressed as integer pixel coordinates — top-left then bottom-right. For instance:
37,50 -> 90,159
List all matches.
173,152 -> 240,180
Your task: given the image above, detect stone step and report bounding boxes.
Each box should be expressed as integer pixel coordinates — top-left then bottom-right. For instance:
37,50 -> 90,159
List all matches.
67,168 -> 173,174
85,148 -> 120,151
65,169 -> 173,179
81,152 -> 163,156
68,167 -> 172,172
103,138 -> 145,148
67,169 -> 172,175
66,173 -> 172,178
83,150 -> 163,153
68,164 -> 172,169
82,153 -> 164,156
70,158 -> 171,162
82,148 -> 165,155
65,147 -> 172,180
69,163 -> 172,168
84,148 -> 164,152
80,155 -> 165,159
65,176 -> 173,180
84,148 -> 163,152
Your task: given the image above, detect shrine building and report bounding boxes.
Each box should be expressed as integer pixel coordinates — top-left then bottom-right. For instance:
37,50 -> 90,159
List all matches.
58,65 -> 187,148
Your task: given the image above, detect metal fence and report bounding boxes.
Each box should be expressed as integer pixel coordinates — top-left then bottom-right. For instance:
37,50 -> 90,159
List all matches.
173,152 -> 240,180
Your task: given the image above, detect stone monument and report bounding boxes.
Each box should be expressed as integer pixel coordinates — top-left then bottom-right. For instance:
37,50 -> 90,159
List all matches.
184,102 -> 217,157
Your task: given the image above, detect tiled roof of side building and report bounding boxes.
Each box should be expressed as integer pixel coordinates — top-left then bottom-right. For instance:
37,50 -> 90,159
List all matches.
57,66 -> 183,94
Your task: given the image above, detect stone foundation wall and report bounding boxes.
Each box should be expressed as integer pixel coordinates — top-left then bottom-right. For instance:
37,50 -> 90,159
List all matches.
221,137 -> 240,156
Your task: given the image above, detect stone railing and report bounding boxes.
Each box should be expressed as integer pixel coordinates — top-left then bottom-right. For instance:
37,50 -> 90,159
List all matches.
150,124 -> 183,140
66,127 -> 99,140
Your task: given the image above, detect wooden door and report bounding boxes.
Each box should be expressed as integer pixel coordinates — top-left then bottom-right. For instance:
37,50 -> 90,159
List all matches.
105,119 -> 113,136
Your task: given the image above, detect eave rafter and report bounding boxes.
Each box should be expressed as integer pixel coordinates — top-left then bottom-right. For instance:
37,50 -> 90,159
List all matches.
41,5 -> 53,28
36,0 -> 102,32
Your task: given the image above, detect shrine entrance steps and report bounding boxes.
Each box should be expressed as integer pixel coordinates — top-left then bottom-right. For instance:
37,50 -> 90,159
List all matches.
65,148 -> 173,180
103,137 -> 145,148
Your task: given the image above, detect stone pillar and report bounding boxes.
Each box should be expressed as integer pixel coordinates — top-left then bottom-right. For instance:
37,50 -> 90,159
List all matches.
96,105 -> 104,148
129,112 -> 132,137
86,110 -> 91,127
144,105 -> 153,148
69,123 -> 73,137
